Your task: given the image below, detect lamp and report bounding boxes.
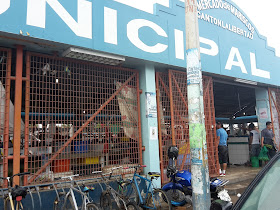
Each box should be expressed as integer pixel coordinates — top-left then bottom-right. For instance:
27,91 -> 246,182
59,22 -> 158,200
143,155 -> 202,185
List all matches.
62,47 -> 125,66
234,78 -> 257,86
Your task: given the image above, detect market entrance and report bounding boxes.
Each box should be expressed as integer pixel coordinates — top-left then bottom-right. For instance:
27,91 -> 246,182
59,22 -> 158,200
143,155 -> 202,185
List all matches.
214,80 -> 257,166
156,70 -> 219,183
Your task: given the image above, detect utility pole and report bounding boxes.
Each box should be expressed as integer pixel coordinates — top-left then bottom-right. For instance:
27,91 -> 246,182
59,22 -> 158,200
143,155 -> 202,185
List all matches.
184,0 -> 211,209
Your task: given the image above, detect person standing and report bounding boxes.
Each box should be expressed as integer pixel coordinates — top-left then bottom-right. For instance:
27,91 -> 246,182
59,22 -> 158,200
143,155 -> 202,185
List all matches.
248,123 -> 261,157
261,121 -> 278,160
216,122 -> 228,177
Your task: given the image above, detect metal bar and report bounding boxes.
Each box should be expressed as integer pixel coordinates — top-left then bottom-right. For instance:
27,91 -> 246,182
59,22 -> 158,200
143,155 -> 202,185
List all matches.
136,72 -> 143,166
28,73 -> 137,184
13,45 -> 24,186
268,89 -> 276,135
9,76 -> 28,81
269,89 -> 280,121
171,75 -> 188,110
8,156 -> 25,160
158,75 -> 170,98
3,49 -> 12,187
24,53 -> 31,186
205,78 -> 215,174
160,72 -> 187,134
210,77 -> 219,176
203,78 -> 211,101
155,73 -> 164,184
168,71 -> 176,145
169,70 -> 190,171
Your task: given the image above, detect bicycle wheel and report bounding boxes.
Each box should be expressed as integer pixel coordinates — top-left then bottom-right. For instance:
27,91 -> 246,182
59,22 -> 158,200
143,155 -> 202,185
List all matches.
145,189 -> 172,210
126,201 -> 140,210
86,202 -> 100,210
100,191 -> 112,210
120,181 -> 139,205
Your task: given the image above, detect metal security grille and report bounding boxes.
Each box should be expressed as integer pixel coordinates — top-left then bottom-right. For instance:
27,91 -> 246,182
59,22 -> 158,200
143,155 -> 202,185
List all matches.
25,52 -> 141,184
203,76 -> 219,176
269,88 -> 280,149
156,70 -> 219,183
0,48 -> 11,187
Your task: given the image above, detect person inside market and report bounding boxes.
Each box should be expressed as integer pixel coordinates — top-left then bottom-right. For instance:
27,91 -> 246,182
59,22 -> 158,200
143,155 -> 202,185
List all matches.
216,122 -> 228,177
248,123 -> 262,166
261,121 -> 278,161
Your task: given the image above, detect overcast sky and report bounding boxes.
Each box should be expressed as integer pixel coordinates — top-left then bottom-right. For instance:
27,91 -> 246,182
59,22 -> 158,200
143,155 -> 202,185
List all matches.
232,0 -> 280,56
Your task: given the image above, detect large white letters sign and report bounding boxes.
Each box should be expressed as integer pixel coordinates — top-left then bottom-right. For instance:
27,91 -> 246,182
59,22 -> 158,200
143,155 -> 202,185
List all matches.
225,47 -> 248,74
0,0 -> 10,14
127,19 -> 168,53
26,0 -> 92,39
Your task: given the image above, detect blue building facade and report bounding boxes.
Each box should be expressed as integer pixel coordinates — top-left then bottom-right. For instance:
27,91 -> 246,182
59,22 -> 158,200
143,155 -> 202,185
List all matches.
0,0 -> 279,191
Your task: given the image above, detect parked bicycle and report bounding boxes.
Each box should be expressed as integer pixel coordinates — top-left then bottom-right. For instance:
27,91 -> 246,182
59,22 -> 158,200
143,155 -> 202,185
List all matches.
121,165 -> 172,210
53,174 -> 99,210
0,172 -> 30,210
93,167 -> 139,210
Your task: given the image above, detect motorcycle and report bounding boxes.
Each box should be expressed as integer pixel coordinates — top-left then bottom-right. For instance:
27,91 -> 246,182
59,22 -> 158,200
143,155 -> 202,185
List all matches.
162,146 -> 231,207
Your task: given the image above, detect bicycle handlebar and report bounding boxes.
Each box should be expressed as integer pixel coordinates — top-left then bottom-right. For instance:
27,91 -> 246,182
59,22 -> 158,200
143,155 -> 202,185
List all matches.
92,171 -> 103,175
12,172 -> 31,178
56,174 -> 79,180
0,172 -> 31,180
123,165 -> 146,170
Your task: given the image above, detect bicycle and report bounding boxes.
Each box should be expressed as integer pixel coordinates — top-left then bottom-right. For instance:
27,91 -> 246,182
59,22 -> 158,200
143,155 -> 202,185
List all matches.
53,174 -> 99,210
121,165 -> 172,210
93,167 -> 139,210
0,172 -> 30,210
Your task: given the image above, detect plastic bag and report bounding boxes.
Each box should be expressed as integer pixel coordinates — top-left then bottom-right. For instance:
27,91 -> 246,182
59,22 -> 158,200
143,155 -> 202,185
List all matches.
258,146 -> 269,161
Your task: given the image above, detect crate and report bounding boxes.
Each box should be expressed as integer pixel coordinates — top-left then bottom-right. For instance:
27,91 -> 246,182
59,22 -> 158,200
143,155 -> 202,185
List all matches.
53,159 -> 71,173
83,157 -> 99,165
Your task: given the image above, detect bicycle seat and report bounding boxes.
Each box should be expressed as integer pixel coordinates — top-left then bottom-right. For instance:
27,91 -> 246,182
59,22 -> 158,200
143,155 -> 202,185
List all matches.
11,186 -> 27,200
148,172 -> 161,177
82,186 -> 95,193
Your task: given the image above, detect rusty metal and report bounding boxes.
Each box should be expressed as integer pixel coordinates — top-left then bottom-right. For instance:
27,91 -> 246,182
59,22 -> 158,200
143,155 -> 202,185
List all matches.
168,71 -> 176,145
171,73 -> 188,110
25,52 -> 141,185
13,45 -> 24,186
268,89 -> 275,137
156,71 -> 219,183
24,54 -> 31,185
209,78 -> 219,174
169,70 -> 189,172
136,72 -> 143,166
0,48 -> 12,188
268,88 -> 280,148
155,73 -> 164,184
203,76 -> 219,176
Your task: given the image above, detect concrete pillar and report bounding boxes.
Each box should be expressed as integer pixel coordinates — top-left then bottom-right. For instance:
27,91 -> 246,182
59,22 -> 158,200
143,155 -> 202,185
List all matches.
139,64 -> 160,186
255,88 -> 272,131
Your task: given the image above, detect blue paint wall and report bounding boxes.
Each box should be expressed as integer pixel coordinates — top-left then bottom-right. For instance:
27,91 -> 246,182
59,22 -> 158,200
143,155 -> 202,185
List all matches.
0,0 -> 279,86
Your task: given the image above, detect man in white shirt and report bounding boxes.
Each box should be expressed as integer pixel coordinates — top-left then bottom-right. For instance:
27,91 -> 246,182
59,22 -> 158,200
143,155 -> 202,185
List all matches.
248,123 -> 261,157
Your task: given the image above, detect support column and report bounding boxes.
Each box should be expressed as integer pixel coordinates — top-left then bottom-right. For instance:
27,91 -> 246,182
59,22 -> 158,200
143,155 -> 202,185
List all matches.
13,45 -> 23,185
139,64 -> 160,186
255,88 -> 271,131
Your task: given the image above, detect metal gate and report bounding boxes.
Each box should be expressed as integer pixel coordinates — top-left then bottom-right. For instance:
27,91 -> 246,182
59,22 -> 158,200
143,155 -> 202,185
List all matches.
0,48 -> 12,187
24,52 -> 142,185
268,88 -> 280,149
156,70 -> 219,183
